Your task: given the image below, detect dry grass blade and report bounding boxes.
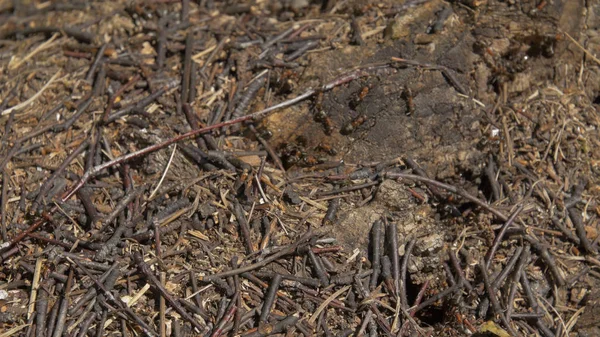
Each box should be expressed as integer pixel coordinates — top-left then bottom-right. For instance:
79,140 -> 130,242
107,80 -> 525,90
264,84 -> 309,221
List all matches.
1,71 -> 61,116
308,285 -> 351,325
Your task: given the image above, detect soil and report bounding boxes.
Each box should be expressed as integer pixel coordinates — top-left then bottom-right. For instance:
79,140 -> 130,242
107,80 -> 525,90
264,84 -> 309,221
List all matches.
1,0 -> 600,336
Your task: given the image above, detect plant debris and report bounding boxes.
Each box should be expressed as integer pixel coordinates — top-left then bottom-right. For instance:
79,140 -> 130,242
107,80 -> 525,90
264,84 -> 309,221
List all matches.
1,0 -> 600,336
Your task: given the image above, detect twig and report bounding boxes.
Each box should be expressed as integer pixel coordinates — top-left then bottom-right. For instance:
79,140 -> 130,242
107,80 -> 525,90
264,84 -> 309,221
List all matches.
200,231 -> 314,281
485,155 -> 501,202
567,207 -> 597,254
369,220 -> 383,290
132,252 -> 204,332
259,274 -> 282,323
485,205 -> 524,269
479,259 -> 519,336
50,268 -> 74,337
0,169 -> 8,240
160,272 -> 167,337
562,31 -> 600,65
448,250 -> 473,291
400,239 -> 415,310
386,222 -> 400,296
308,248 -> 329,286
506,246 -> 530,319
384,172 -> 508,221
86,44 -> 107,82
233,201 -> 254,254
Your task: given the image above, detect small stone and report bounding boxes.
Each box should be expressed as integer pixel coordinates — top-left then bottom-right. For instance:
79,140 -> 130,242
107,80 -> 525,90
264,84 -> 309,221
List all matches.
374,179 -> 412,211
198,203 -> 216,219
283,189 -> 302,204
291,0 -> 309,10
384,18 -> 410,40
414,33 -> 435,44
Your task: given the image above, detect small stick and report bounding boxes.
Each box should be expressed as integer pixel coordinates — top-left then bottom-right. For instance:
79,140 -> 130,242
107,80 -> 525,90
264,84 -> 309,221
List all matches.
285,40 -> 318,62
323,198 -> 341,226
51,268 -> 74,337
479,259 -> 519,336
391,57 -> 467,95
232,258 -> 242,335
568,207 -> 597,254
76,312 -> 97,337
386,222 -> 400,296
106,80 -> 179,123
35,280 -> 53,336
210,302 -> 237,337
409,280 -> 429,317
230,73 -> 267,129
354,310 -> 373,337
261,26 -> 296,50
369,220 -> 383,290
200,37 -> 230,86
308,285 -> 351,325
27,258 -> 43,320
308,249 -> 329,286
256,271 -> 322,288
190,270 -> 207,315
492,246 -> 523,289
94,309 -> 108,337
485,205 -> 524,269
46,296 -> 60,337
551,217 -> 580,244
200,231 -> 314,281
385,172 -> 508,221
86,44 -> 107,82
400,239 -> 415,310
381,256 -> 395,296
485,155 -> 501,202
443,262 -> 456,286
318,181 -> 379,197
181,0 -> 189,21
160,272 -> 167,337
259,274 -> 282,323
182,32 -> 194,103
233,201 -> 254,254
1,169 -> 8,240
448,250 -> 473,291
506,246 -> 530,319
132,252 -> 204,332
1,26 -> 94,43
156,17 -> 167,69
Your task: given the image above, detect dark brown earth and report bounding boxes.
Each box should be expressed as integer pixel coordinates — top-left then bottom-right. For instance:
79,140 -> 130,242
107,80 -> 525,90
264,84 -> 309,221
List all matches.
1,0 -> 600,336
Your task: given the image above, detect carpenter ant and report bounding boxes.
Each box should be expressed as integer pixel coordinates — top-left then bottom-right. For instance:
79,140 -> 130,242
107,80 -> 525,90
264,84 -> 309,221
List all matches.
302,155 -> 320,166
314,110 -> 335,135
350,86 -> 369,108
341,113 -> 367,135
316,142 -> 337,156
402,88 -> 415,115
